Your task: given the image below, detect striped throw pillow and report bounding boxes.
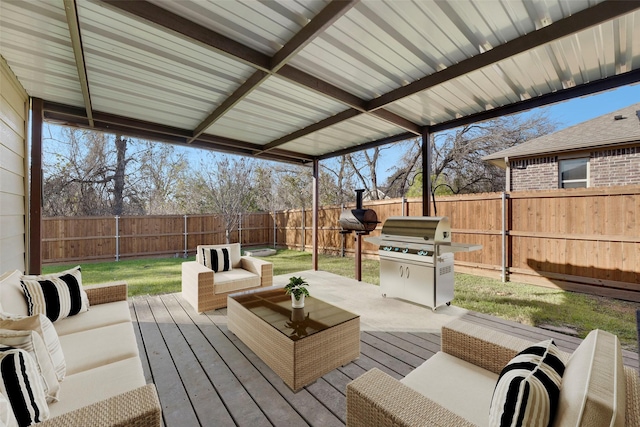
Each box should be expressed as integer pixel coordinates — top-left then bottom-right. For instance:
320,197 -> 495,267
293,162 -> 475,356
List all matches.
202,247 -> 232,272
0,347 -> 50,426
0,329 -> 59,403
489,339 -> 565,427
20,266 -> 89,322
0,314 -> 65,382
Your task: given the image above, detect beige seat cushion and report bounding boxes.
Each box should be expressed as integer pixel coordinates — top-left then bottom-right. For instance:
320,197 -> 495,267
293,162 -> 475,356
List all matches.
213,269 -> 260,294
59,322 -> 139,375
553,329 -> 625,427
401,351 -> 498,427
48,356 -> 146,418
53,300 -> 131,336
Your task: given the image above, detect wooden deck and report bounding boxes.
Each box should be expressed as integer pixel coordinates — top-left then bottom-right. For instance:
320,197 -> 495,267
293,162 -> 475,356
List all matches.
130,292 -> 639,427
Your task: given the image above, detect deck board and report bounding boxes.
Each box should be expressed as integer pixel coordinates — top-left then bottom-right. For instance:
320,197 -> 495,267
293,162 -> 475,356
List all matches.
131,292 -> 638,427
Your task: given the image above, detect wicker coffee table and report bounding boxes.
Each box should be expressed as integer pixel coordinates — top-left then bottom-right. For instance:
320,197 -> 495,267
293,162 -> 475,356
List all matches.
227,287 -> 360,391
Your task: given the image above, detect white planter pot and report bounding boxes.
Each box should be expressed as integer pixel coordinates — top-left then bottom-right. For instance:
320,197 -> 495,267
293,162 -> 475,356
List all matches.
291,293 -> 305,308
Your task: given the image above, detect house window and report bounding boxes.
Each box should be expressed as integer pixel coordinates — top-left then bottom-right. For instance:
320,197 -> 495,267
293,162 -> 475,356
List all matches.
559,158 -> 589,188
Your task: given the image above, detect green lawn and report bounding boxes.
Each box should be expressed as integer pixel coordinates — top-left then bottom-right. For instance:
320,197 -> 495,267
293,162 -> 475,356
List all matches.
43,249 -> 639,350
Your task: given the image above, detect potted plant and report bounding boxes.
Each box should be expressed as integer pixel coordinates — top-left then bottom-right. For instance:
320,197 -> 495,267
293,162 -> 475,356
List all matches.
284,276 -> 310,308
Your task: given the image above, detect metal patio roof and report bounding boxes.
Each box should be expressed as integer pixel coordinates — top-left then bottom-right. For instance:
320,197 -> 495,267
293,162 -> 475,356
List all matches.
2,0 -> 640,164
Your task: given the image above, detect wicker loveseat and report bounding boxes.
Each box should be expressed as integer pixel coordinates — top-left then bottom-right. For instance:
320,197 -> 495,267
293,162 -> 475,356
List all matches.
347,319 -> 640,427
182,243 -> 273,312
0,269 -> 161,426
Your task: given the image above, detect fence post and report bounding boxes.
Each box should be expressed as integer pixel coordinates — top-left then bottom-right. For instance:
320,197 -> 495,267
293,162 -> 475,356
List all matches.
301,207 -> 305,251
501,192 -> 509,282
115,216 -> 120,262
402,197 -> 407,216
239,212 -> 242,246
183,215 -> 188,258
273,209 -> 277,249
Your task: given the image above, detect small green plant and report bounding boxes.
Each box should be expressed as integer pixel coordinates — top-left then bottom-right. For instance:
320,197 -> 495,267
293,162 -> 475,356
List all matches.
284,276 -> 310,301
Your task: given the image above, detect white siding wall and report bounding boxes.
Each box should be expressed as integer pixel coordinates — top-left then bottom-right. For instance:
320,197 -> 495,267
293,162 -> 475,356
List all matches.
0,57 -> 28,273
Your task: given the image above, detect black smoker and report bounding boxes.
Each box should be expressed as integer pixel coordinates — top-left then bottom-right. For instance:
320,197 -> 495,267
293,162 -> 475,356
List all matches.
339,189 -> 379,234
339,189 -> 379,281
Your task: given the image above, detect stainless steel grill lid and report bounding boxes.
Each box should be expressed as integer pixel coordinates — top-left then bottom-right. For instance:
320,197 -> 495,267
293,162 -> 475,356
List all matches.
380,216 -> 450,243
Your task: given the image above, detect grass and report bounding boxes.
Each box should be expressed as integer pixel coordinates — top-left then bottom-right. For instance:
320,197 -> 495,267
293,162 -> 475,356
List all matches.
43,249 -> 639,351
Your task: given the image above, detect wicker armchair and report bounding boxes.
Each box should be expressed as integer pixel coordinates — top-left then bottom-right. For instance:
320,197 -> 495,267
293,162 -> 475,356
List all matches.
347,319 -> 640,427
182,243 -> 273,313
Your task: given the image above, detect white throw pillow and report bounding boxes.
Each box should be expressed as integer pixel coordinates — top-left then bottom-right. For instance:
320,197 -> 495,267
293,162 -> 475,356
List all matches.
0,329 -> 60,403
0,270 -> 29,317
0,314 -> 65,382
20,266 -> 89,322
0,347 -> 50,426
489,339 -> 565,427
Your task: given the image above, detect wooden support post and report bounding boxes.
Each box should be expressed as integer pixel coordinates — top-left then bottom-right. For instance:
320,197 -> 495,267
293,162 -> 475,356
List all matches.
312,159 -> 319,271
422,127 -> 432,216
29,98 -> 44,274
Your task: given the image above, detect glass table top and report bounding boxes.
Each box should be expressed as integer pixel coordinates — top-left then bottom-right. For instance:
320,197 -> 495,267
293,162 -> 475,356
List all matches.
229,288 -> 359,341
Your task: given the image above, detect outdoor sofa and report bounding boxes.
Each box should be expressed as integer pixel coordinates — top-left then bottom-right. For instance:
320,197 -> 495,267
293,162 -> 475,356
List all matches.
347,318 -> 640,427
182,243 -> 273,312
0,268 -> 161,426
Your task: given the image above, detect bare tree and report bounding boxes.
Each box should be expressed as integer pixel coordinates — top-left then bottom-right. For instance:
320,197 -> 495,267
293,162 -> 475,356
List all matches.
193,154 -> 255,243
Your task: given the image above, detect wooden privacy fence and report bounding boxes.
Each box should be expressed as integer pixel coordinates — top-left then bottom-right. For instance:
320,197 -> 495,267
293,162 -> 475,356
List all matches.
42,213 -> 273,263
43,185 -> 640,301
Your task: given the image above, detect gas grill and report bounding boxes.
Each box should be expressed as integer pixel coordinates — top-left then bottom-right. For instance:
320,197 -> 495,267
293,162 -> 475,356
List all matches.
365,216 -> 481,310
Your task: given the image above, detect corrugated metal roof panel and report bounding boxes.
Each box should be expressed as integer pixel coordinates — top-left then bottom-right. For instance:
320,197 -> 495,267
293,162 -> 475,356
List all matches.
280,114 -> 406,156
148,0 -> 328,56
386,9 -> 640,127
207,76 -> 348,144
78,1 -> 256,129
0,0 -> 83,106
289,0 -> 599,100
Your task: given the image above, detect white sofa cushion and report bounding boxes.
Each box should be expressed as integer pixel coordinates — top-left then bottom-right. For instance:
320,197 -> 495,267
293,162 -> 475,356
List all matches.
48,356 -> 146,418
53,300 -> 131,336
490,339 -> 565,427
0,392 -> 18,427
0,347 -> 50,425
0,270 -> 28,316
0,329 -> 60,402
0,314 -> 66,381
202,247 -> 233,272
213,269 -> 260,294
553,329 -> 625,427
20,266 -> 89,322
401,351 -> 498,427
197,243 -> 241,268
59,322 -> 139,376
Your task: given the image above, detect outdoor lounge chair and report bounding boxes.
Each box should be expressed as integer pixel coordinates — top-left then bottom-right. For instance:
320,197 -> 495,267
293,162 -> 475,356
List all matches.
182,243 -> 273,312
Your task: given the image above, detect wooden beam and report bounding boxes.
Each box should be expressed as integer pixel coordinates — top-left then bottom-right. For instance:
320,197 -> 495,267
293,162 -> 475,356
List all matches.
366,0 -> 640,111
63,0 -> 93,127
188,70 -> 269,142
29,98 -> 44,274
317,132 -> 415,160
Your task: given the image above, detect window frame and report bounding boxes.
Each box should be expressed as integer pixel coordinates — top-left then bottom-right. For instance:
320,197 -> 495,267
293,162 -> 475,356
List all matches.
558,157 -> 589,188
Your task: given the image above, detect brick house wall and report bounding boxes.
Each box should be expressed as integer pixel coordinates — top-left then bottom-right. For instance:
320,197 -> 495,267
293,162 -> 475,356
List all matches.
508,146 -> 640,191
509,157 -> 558,191
590,146 -> 640,186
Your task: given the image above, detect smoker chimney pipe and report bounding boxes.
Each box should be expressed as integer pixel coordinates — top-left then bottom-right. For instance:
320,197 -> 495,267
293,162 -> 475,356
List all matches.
355,189 -> 364,210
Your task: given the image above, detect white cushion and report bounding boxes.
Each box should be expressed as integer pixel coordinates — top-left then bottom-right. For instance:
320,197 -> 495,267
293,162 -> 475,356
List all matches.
0,347 -> 50,425
59,322 -> 139,376
0,314 -> 66,382
53,300 -> 131,336
0,329 -> 60,403
201,247 -> 233,272
213,269 -> 260,294
197,243 -> 241,268
48,357 -> 145,418
0,392 -> 18,427
0,270 -> 28,317
401,351 -> 498,427
553,329 -> 625,427
490,340 -> 565,427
